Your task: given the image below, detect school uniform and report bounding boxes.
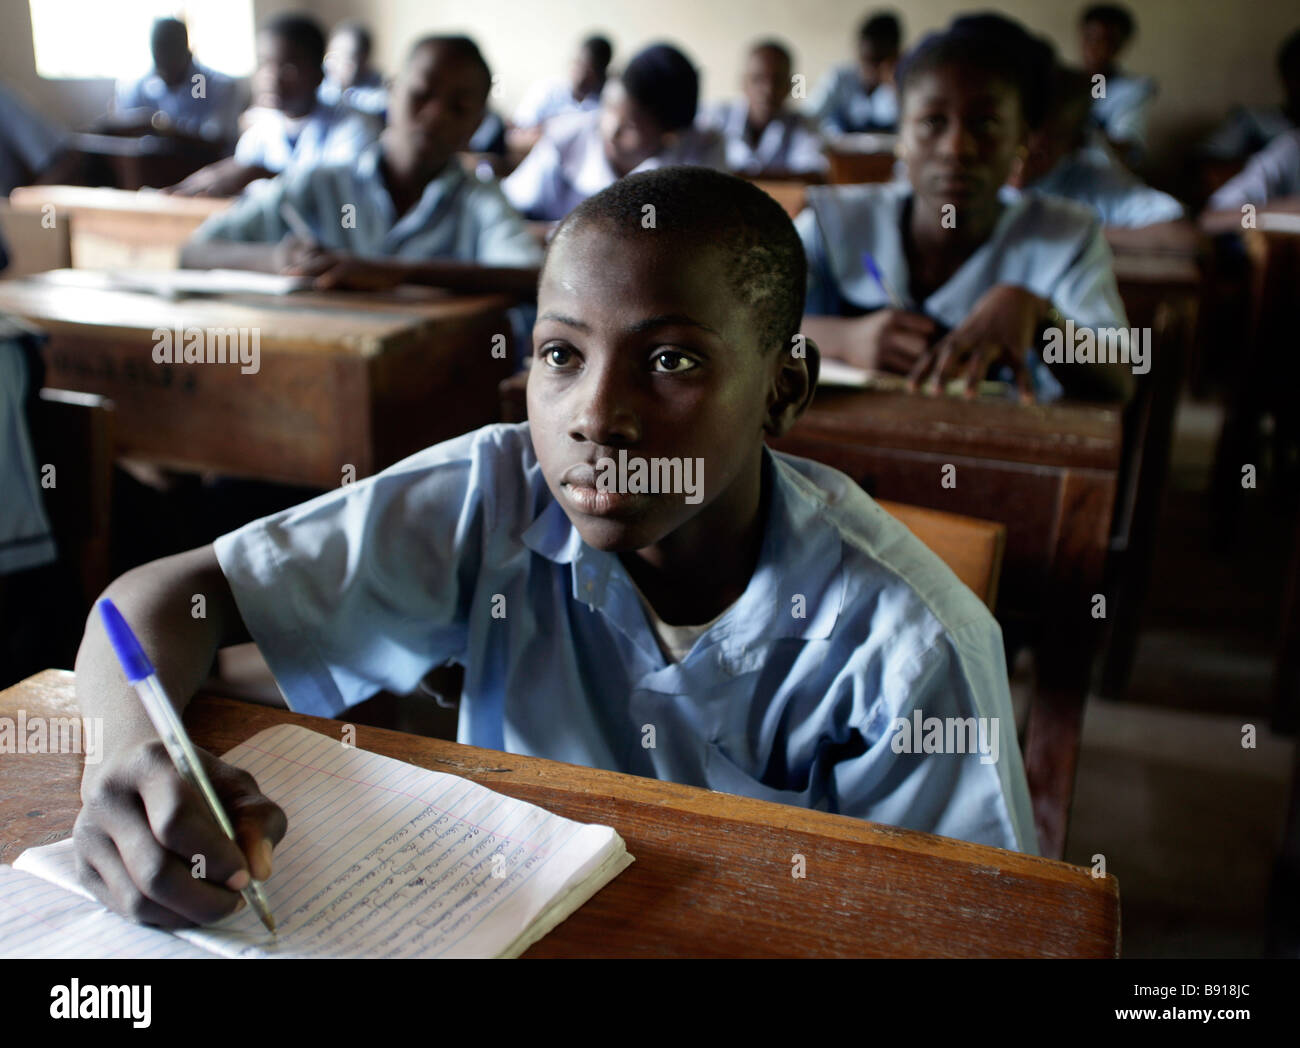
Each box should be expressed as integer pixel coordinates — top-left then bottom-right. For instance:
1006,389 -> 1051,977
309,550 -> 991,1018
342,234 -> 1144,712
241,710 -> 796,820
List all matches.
213,421 -> 1039,853
1089,69 -> 1156,157
1207,128 -> 1300,210
189,142 -> 542,267
1201,105 -> 1296,161
317,70 -> 388,119
501,109 -> 728,221
0,85 -> 66,196
234,102 -> 378,175
512,78 -> 600,129
115,60 -> 241,142
796,181 -> 1130,400
699,99 -> 828,177
808,65 -> 898,134
1006,147 -> 1185,227
0,322 -> 55,576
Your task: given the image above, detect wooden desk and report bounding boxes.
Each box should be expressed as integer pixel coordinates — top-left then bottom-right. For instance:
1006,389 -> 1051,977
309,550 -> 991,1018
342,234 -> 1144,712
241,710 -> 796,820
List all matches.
769,387 -> 1123,861
0,669 -> 1120,957
0,269 -> 515,487
9,185 -> 230,270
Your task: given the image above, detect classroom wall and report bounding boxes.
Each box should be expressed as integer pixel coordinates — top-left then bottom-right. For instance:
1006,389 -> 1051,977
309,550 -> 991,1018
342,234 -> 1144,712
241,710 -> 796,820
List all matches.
3,0 -> 1297,180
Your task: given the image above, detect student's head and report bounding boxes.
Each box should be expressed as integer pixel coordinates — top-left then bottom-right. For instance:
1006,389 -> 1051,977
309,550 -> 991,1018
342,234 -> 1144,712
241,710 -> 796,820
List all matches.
743,40 -> 793,125
255,12 -> 327,117
600,43 -> 700,176
572,35 -> 613,99
896,13 -> 1055,211
1279,28 -> 1300,112
1079,4 -> 1136,74
150,17 -> 191,87
385,36 -> 491,169
324,20 -> 373,90
858,11 -> 902,91
528,167 -> 813,554
1014,65 -> 1092,187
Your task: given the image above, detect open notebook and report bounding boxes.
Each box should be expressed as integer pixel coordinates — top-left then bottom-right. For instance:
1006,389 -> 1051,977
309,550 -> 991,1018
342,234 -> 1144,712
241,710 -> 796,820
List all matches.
2,724 -> 633,959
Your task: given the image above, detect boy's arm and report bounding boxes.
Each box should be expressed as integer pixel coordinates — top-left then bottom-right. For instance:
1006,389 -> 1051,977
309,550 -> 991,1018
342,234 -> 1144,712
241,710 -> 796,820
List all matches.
73,544 -> 286,928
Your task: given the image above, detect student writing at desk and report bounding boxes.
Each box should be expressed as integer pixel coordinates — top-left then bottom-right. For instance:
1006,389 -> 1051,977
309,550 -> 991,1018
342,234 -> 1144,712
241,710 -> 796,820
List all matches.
798,14 -> 1135,404
180,36 -> 541,297
71,168 -> 1035,929
169,13 -> 376,198
808,11 -> 903,136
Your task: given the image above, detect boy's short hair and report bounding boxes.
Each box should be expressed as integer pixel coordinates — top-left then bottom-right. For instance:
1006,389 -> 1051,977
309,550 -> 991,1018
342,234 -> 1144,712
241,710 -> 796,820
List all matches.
407,34 -> 492,99
151,17 -> 188,50
332,19 -> 372,58
620,43 -> 700,132
859,11 -> 902,53
582,34 -> 613,72
262,12 -> 327,68
750,38 -> 793,68
897,12 -> 1057,129
549,166 -> 807,353
1046,64 -> 1093,136
1080,3 -> 1136,44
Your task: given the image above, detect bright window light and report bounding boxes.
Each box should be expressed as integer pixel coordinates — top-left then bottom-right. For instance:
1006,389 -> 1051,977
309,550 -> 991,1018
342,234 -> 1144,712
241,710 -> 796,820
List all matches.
29,1 -> 255,79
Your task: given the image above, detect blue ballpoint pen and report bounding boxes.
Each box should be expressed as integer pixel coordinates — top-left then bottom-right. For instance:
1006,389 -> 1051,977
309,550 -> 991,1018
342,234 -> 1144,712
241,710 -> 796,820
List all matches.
97,597 -> 276,934
861,250 -> 905,308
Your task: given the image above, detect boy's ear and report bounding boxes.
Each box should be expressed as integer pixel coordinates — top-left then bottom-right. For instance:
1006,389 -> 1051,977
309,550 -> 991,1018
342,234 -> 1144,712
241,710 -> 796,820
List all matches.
764,337 -> 819,439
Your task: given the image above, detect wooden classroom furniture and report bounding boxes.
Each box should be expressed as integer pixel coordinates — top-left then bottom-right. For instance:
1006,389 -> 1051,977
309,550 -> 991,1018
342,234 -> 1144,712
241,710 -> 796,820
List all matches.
66,131 -> 227,193
0,669 -> 1121,957
9,185 -> 230,270
0,202 -> 71,277
0,269 -> 517,488
870,499 -> 1005,609
824,133 -> 899,184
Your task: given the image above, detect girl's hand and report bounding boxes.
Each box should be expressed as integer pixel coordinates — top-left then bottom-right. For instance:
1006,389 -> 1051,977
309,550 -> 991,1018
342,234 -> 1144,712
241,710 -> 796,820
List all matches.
846,308 -> 937,373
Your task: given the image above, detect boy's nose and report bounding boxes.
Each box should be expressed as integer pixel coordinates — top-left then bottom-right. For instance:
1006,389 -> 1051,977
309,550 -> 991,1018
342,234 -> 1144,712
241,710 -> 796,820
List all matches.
569,368 -> 641,447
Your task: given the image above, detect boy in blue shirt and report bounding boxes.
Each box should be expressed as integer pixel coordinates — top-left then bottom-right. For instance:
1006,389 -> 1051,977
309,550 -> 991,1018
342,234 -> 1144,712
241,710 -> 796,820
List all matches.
808,11 -> 903,135
70,166 -> 1035,930
1078,3 -> 1156,168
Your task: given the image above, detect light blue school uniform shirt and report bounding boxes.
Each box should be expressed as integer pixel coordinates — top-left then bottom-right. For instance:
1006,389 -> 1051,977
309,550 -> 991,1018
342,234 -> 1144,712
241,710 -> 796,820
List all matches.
0,85 -> 67,196
1207,128 -> 1300,211
502,109 -> 728,221
808,65 -> 898,135
512,78 -> 600,129
212,422 -> 1038,853
234,102 -> 378,175
796,181 -> 1129,400
115,60 -> 241,142
1090,69 -> 1156,157
318,70 -> 388,118
189,143 -> 542,267
1007,147 -> 1185,227
700,100 -> 828,177
1201,105 -> 1296,161
0,324 -> 56,575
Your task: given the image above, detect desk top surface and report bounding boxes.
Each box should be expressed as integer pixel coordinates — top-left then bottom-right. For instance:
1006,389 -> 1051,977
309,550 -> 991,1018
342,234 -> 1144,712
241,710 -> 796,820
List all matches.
10,184 -> 231,218
0,670 -> 1120,957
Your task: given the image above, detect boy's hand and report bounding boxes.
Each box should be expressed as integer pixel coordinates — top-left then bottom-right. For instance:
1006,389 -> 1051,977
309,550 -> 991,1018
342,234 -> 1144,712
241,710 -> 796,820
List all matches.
847,308 -> 936,373
906,284 -> 1047,402
73,739 -> 287,929
304,257 -> 407,292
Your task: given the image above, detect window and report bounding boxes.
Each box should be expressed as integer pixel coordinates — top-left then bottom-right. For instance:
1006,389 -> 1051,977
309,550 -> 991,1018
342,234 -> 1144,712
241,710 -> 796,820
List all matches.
29,1 -> 255,80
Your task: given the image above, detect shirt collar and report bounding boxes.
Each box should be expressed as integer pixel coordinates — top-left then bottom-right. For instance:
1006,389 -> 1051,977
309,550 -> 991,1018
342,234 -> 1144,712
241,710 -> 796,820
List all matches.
353,145 -> 468,241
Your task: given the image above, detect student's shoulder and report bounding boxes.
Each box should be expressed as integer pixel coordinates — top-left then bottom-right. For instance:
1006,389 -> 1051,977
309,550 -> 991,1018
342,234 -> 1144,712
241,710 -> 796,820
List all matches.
805,179 -> 908,223
1008,189 -> 1104,245
540,108 -> 601,151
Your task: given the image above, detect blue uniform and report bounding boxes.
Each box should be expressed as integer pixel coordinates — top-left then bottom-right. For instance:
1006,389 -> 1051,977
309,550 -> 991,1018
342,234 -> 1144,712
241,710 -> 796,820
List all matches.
318,70 -> 388,119
511,78 -> 600,129
1090,70 -> 1157,159
0,324 -> 55,575
699,100 -> 828,177
213,422 -> 1038,853
1006,147 -> 1184,227
234,102 -> 378,175
808,65 -> 898,134
115,60 -> 241,142
1208,129 -> 1300,210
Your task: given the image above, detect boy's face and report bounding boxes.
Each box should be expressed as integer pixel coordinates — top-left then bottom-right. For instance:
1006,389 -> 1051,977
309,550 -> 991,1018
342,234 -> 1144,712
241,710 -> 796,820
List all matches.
387,44 -> 487,165
254,31 -> 323,116
743,48 -> 791,124
528,222 -> 791,555
900,64 -> 1026,210
600,82 -> 669,175
324,31 -> 367,89
858,40 -> 897,91
570,45 -> 603,98
1079,20 -> 1122,72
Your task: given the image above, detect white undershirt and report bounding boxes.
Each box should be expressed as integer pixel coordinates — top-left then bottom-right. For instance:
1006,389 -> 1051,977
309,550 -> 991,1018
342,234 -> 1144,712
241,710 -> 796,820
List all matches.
630,583 -> 735,663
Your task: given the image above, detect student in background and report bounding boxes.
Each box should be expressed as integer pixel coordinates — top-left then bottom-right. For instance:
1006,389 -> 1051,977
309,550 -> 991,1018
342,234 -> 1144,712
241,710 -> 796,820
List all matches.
111,17 -> 241,144
502,42 -> 725,221
700,40 -> 828,179
1079,3 -> 1156,167
797,14 -> 1134,404
1005,65 -> 1184,229
182,36 -> 540,296
1205,128 -> 1300,213
508,35 -> 613,154
0,82 -> 71,195
1201,28 -> 1300,163
71,167 -> 1036,930
319,20 -> 388,119
168,12 -> 377,197
808,11 -> 902,135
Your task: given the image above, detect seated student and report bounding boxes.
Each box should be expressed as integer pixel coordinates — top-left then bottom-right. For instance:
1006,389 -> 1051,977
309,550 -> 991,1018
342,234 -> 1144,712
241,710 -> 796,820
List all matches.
508,34 -> 613,154
1079,3 -> 1156,167
169,13 -> 377,198
503,43 -> 725,221
111,17 -> 241,144
797,14 -> 1135,405
700,40 -> 828,179
808,11 -> 902,136
1201,28 -> 1300,163
1205,127 -> 1300,213
319,20 -> 388,118
0,82 -> 72,195
181,36 -> 541,296
1004,65 -> 1184,229
71,167 -> 1037,929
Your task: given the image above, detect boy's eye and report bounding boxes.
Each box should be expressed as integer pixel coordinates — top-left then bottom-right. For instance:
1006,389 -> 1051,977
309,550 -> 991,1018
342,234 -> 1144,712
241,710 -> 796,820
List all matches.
651,350 -> 698,374
541,345 -> 576,368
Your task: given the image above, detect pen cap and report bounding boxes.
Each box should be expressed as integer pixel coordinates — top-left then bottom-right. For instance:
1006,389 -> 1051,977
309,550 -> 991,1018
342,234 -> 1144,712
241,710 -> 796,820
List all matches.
97,598 -> 156,684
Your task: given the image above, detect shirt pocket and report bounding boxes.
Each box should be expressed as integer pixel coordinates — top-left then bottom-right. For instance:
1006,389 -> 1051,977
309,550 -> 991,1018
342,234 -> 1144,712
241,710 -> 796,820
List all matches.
704,740 -> 820,811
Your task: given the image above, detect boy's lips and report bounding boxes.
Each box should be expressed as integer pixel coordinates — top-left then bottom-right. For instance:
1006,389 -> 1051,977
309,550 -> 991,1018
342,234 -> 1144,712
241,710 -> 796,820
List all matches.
559,461 -> 645,517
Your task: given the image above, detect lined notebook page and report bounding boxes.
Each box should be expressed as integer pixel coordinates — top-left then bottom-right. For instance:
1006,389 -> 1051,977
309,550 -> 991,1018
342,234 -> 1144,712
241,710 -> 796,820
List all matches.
0,864 -> 213,959
14,725 -> 631,959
